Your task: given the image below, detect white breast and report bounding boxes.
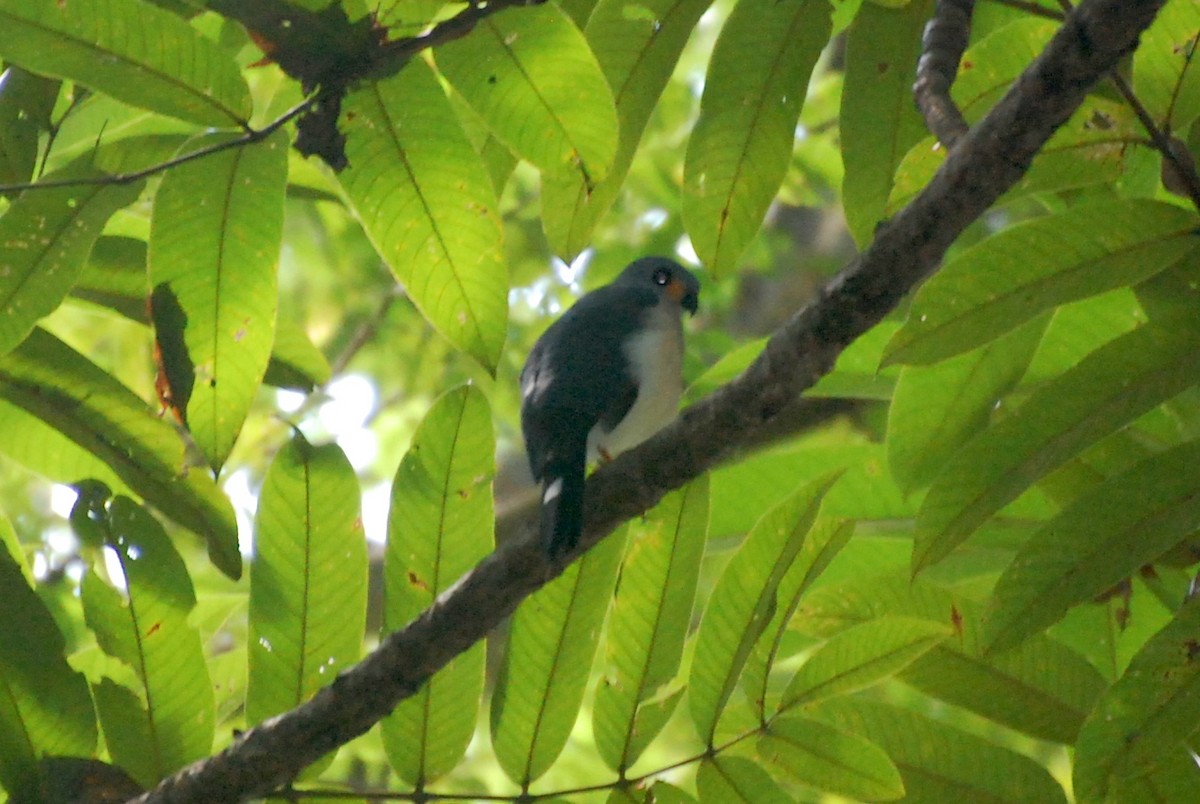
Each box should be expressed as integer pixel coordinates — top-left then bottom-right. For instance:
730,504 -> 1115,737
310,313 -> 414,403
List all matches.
587,300 -> 684,462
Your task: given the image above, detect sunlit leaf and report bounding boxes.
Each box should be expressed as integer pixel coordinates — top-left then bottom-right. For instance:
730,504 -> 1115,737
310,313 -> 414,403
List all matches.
0,0 -> 251,126
81,496 -> 213,787
0,164 -> 143,356
1135,0 -> 1200,132
246,436 -> 366,753
778,616 -> 950,711
985,438 -> 1200,652
594,478 -> 707,772
758,715 -> 903,801
887,317 -> 1047,492
491,531 -> 625,785
914,318 -> 1200,573
682,0 -> 830,277
885,200 -> 1199,366
541,0 -> 711,258
689,473 -> 840,744
149,129 -> 288,471
816,699 -> 1068,803
840,0 -> 932,246
436,3 -> 618,181
696,756 -> 792,804
1074,598 -> 1200,801
0,524 -> 96,800
0,328 -> 240,577
383,386 -> 494,784
340,61 -> 507,372
797,574 -> 1106,743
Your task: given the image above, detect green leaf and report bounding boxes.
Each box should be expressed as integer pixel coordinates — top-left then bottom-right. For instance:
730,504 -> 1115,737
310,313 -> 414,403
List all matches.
885,200 -> 1199,366
0,522 -> 97,800
741,518 -> 854,721
0,67 -> 58,187
541,0 -> 712,258
797,574 -> 1106,743
1074,597 -> 1200,801
840,0 -> 932,246
758,715 -> 904,801
0,328 -> 240,577
0,164 -> 144,356
81,496 -> 214,787
696,756 -> 792,804
435,3 -> 618,181
778,616 -> 950,711
594,478 -> 708,772
262,316 -> 332,391
0,0 -> 250,127
689,473 -> 840,744
986,438 -> 1200,652
815,699 -> 1068,803
491,531 -> 625,785
382,386 -> 494,784
682,0 -> 831,277
1135,0 -> 1200,133
887,317 -> 1047,492
913,319 -> 1200,573
339,61 -> 507,372
149,130 -> 287,471
246,436 -> 367,741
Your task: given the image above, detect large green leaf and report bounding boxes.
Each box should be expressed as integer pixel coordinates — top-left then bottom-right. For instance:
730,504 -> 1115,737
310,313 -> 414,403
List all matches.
840,0 -> 932,246
696,756 -> 792,804
339,60 -> 507,372
689,473 -> 840,744
541,0 -> 712,258
149,130 -> 288,471
0,328 -> 240,577
815,699 -> 1068,803
382,386 -> 494,785
1135,0 -> 1200,133
887,318 -> 1047,492
797,575 -> 1106,743
593,478 -> 708,772
778,616 -> 950,712
913,319 -> 1200,573
741,518 -> 854,721
682,0 -> 831,277
246,436 -> 367,744
81,496 -> 214,788
985,438 -> 1200,652
0,0 -> 250,127
757,715 -> 903,801
0,164 -> 143,356
1074,598 -> 1200,801
491,531 -> 625,785
435,3 -> 618,181
0,520 -> 97,800
885,200 -> 1199,366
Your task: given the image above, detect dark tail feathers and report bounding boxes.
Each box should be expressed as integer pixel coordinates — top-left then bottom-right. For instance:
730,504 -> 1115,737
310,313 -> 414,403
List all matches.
538,444 -> 587,556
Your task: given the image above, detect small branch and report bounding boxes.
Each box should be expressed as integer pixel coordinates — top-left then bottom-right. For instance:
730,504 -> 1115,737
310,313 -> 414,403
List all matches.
129,1 -> 1167,801
914,0 -> 976,149
0,97 -> 314,195
1106,70 -> 1200,210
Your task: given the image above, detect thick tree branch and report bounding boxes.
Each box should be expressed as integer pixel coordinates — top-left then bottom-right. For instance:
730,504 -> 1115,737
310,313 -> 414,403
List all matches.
129,1 -> 1166,801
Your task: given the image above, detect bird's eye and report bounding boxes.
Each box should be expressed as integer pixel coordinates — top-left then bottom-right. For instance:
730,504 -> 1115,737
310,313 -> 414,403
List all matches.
652,268 -> 671,286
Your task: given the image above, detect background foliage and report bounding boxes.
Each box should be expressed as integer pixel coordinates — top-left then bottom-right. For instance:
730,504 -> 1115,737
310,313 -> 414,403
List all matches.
1,0 -> 1199,801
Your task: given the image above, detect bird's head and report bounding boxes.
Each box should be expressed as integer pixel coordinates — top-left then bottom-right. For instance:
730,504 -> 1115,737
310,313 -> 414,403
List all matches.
615,256 -> 700,315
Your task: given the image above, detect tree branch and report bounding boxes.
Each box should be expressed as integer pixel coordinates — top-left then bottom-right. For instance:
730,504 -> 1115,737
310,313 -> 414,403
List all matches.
129,0 -> 1167,801
914,0 -> 975,149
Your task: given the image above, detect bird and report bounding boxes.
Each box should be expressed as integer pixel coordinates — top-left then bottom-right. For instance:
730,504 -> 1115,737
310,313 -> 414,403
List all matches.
520,256 -> 700,556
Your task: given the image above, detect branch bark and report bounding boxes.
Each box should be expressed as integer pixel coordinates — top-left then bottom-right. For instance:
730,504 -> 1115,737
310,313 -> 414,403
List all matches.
130,0 -> 1167,800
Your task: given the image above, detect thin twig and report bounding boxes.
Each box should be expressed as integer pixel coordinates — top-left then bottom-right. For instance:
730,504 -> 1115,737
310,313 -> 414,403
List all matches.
914,0 -> 976,149
983,0 -> 1064,20
0,97 -> 315,195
